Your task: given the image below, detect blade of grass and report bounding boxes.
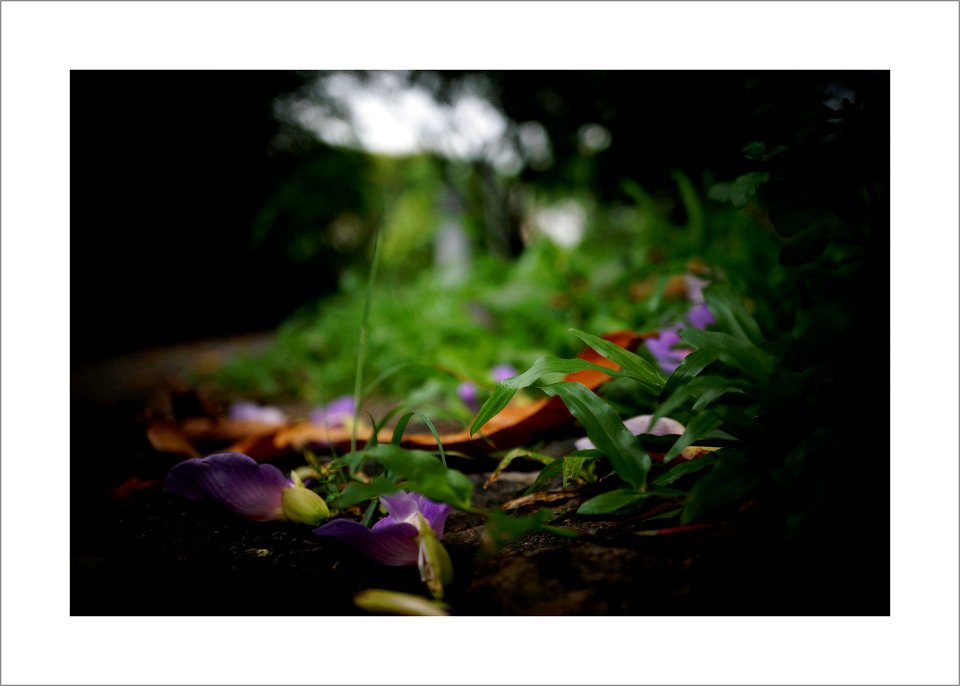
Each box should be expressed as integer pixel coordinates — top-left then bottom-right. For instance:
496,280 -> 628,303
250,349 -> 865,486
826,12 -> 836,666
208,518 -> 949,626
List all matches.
680,328 -> 775,382
702,283 -> 764,345
469,356 -> 631,435
568,328 -> 667,393
351,204 -> 386,455
663,410 -> 723,463
541,381 -> 651,488
392,411 -> 447,467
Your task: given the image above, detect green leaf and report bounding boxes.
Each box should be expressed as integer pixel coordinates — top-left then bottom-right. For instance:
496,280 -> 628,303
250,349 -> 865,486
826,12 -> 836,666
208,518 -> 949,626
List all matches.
392,411 -> 447,466
663,410 -> 723,464
337,476 -> 400,509
577,489 -> 648,515
661,348 -> 717,400
680,328 -> 775,381
562,455 -> 593,488
702,283 -> 764,345
636,507 -> 683,522
523,459 -> 565,496
651,453 -> 717,487
568,328 -> 667,393
730,171 -> 769,208
541,382 -> 650,488
691,384 -> 746,412
649,385 -> 693,431
364,444 -> 473,510
469,356 -> 630,435
487,448 -> 555,490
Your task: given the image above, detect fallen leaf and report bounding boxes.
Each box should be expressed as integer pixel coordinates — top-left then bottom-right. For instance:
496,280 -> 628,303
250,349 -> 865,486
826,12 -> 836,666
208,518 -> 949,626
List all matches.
111,476 -> 165,502
146,330 -> 652,462
146,420 -> 200,458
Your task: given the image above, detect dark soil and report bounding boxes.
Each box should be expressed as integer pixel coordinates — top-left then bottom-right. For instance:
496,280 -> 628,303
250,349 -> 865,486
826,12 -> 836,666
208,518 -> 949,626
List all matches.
71,336 -> 885,616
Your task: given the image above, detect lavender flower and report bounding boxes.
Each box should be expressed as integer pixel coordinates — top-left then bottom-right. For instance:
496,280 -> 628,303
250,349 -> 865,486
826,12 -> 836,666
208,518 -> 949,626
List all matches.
684,273 -> 710,303
646,327 -> 691,374
457,381 -> 479,412
314,491 -> 453,598
309,395 -> 355,430
686,302 -> 716,329
647,277 -> 716,373
490,363 -> 518,383
166,452 -> 329,525
575,414 -> 686,451
458,364 -> 519,411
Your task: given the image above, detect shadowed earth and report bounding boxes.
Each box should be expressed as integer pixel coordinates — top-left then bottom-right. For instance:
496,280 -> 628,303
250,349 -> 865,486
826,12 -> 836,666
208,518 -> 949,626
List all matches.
71,335 -> 883,616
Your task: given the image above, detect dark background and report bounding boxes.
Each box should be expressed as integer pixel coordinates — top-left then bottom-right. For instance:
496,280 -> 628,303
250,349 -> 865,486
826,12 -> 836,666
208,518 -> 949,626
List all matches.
72,71 -> 888,360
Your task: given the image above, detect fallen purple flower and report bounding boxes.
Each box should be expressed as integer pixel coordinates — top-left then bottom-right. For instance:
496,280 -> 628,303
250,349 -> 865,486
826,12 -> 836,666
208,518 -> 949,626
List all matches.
575,414 -> 686,451
646,327 -> 691,374
646,284 -> 714,373
166,452 -> 329,525
309,395 -> 355,429
229,400 -> 287,425
314,491 -> 451,567
458,365 -> 518,412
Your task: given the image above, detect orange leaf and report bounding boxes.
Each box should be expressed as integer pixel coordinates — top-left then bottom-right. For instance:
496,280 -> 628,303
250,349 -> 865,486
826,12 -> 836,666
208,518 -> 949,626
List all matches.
146,330 -> 652,462
146,420 -> 201,458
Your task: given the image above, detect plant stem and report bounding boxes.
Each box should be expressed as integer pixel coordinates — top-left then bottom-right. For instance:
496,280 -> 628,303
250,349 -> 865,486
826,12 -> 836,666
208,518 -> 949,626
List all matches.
351,206 -> 386,456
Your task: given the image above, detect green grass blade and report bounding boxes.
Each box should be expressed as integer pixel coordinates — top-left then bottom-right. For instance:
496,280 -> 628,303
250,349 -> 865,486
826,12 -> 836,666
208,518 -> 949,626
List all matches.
541,381 -> 650,488
660,348 -> 717,400
651,453 -> 717,487
702,283 -> 764,345
338,476 -> 400,509
416,412 -> 447,467
568,328 -> 667,393
522,459 -> 564,496
469,356 -> 630,435
680,328 -> 775,382
562,455 -> 593,488
577,489 -> 648,515
391,410 -> 451,466
351,211 -> 385,455
663,410 -> 723,464
365,444 -> 473,510
488,449 -> 555,490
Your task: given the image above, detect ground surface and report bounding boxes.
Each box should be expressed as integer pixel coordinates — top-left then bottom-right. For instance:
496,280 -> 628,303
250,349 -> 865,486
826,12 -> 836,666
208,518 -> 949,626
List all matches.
71,335 -> 876,616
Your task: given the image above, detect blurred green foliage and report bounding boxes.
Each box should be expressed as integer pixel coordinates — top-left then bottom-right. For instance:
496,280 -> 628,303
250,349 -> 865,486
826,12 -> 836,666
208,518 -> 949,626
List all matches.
199,157 -> 782,426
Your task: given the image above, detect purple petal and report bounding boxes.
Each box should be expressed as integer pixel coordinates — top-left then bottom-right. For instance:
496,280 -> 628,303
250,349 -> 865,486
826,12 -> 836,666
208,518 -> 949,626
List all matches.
687,303 -> 715,329
490,364 -> 518,383
457,381 -> 478,411
309,395 -> 355,429
313,519 -> 419,566
646,328 -> 691,374
413,494 -> 452,538
575,414 -> 686,451
376,491 -> 421,526
229,400 -> 287,425
684,274 -> 709,303
165,452 -> 289,521
622,414 -> 686,436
